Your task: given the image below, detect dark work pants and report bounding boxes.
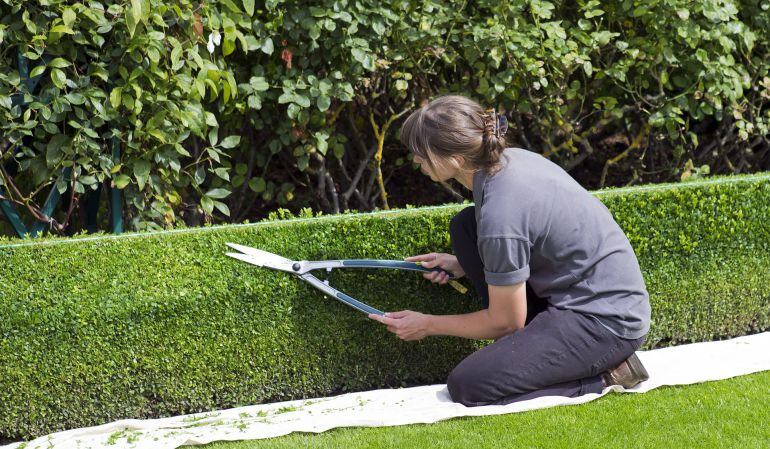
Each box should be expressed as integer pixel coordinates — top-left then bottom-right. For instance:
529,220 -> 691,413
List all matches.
446,206 -> 646,406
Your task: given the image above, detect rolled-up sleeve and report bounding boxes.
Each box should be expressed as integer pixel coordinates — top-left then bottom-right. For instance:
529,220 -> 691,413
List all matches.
478,236 -> 531,285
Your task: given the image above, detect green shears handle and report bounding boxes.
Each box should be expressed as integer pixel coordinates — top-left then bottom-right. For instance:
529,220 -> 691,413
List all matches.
341,260 -> 456,279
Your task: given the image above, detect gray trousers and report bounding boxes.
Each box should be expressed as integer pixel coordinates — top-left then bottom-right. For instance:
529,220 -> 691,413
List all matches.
446,206 -> 646,406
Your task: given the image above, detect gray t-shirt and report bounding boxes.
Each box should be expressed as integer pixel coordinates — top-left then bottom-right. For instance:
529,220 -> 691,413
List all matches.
472,147 -> 651,339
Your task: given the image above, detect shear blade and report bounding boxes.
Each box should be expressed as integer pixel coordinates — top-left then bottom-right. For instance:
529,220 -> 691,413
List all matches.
225,242 -> 291,262
225,243 -> 296,272
226,252 -> 262,266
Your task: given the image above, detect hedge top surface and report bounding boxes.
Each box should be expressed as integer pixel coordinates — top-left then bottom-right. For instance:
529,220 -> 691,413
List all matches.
0,171 -> 767,250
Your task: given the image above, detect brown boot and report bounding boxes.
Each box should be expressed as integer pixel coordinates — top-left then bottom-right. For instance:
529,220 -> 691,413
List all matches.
601,352 -> 650,389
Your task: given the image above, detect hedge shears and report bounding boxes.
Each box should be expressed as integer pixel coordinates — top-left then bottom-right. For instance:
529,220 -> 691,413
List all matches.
225,243 -> 467,316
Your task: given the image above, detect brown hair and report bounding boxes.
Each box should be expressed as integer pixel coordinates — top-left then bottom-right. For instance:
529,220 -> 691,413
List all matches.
399,95 -> 508,177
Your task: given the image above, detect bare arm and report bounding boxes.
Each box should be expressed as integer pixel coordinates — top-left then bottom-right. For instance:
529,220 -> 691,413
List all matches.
428,282 -> 528,340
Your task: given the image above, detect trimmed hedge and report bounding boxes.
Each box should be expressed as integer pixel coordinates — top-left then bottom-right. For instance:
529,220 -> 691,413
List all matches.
1,172 -> 769,441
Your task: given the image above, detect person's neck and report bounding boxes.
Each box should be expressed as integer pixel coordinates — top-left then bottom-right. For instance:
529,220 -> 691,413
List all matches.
454,168 -> 477,192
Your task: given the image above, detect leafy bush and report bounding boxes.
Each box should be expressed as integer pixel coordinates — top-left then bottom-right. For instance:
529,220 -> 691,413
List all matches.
1,0 -> 768,235
1,172 -> 769,441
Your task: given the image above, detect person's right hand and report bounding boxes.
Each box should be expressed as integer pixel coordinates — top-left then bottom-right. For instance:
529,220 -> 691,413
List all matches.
404,252 -> 465,284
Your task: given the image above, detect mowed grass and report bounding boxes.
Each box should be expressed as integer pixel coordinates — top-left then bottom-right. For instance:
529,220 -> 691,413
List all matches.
193,370 -> 770,449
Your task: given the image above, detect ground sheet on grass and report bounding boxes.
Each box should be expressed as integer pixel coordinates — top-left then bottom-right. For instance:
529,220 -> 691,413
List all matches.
5,331 -> 769,449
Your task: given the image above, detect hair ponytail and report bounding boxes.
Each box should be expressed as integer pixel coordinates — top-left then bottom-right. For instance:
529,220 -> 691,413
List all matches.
480,109 -> 508,175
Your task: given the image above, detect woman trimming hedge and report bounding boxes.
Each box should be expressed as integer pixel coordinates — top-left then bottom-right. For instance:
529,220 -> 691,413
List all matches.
368,94 -> 650,405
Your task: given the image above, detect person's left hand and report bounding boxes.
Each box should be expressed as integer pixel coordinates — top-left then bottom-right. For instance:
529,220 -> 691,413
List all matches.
368,310 -> 432,341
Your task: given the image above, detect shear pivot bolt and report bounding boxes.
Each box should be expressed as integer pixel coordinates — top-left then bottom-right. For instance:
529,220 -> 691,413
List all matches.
292,262 -> 301,271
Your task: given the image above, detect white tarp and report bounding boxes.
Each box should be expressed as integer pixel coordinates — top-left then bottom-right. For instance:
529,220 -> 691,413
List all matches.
5,331 -> 769,449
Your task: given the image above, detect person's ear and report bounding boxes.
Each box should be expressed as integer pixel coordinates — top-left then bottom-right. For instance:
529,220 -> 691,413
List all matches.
451,155 -> 466,170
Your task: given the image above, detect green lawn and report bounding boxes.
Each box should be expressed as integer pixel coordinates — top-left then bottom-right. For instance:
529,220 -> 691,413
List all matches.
192,370 -> 770,449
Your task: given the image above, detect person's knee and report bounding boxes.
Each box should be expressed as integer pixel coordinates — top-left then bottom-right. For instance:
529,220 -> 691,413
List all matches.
446,368 -> 471,406
446,364 -> 485,407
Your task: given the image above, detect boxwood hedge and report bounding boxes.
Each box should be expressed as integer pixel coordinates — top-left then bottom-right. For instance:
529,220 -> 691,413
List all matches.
1,172 -> 769,441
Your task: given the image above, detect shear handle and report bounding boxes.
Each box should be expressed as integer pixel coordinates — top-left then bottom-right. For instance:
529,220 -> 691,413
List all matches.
303,259 -> 456,279
299,273 -> 385,316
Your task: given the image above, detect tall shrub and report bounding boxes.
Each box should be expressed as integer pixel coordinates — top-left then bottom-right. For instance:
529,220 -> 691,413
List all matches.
1,0 -> 768,234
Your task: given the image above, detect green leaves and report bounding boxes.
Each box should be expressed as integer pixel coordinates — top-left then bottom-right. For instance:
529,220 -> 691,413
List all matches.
315,131 -> 329,155
133,160 -> 151,191
582,60 -> 593,76
316,95 -> 331,111
170,45 -> 184,71
131,0 -> 142,23
0,0 -> 767,234
49,58 -> 71,68
351,47 -> 376,71
49,25 -> 74,35
113,174 -> 131,189
202,188 -> 231,216
46,134 -> 69,165
278,90 -> 311,110
214,167 -> 230,181
30,65 -> 46,78
125,0 -> 145,37
62,8 -> 76,28
260,37 -> 274,55
530,0 -> 555,19
110,87 -> 122,108
205,188 -> 231,199
219,0 -> 242,14
248,177 -> 266,193
250,76 -> 269,91
294,94 -> 311,108
64,93 -> 86,105
220,136 -> 241,149
50,68 -> 67,89
201,195 -> 214,214
243,0 -> 255,16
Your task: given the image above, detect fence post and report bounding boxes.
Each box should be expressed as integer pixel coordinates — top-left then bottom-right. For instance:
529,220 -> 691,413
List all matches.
110,136 -> 123,234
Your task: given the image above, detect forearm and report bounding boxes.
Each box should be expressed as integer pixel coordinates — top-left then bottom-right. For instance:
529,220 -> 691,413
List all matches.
427,309 -> 516,340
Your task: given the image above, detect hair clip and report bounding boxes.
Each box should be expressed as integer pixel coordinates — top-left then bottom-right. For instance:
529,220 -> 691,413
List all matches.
496,114 -> 508,138
484,108 -> 508,138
